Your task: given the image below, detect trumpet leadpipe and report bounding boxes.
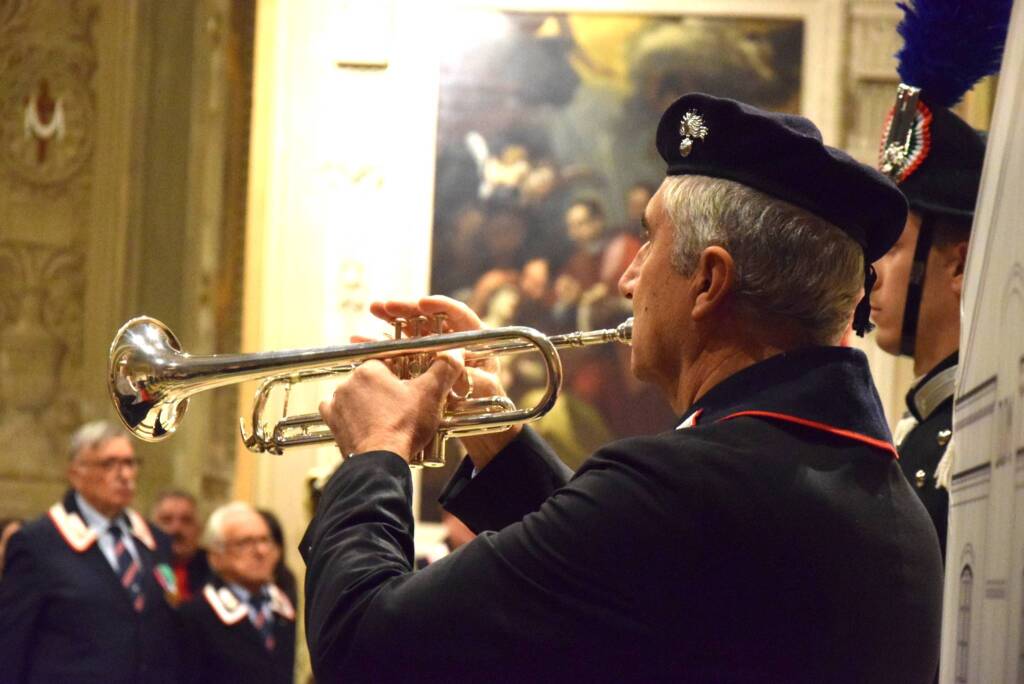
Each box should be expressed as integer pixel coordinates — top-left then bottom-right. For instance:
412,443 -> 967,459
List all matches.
464,317 -> 632,362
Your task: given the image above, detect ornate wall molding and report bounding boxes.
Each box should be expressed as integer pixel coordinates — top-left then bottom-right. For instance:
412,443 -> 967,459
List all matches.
0,0 -> 96,504
0,242 -> 83,479
0,1 -> 96,188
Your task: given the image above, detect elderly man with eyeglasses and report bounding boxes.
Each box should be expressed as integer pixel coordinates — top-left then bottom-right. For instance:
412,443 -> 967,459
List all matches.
0,419 -> 184,683
179,501 -> 296,684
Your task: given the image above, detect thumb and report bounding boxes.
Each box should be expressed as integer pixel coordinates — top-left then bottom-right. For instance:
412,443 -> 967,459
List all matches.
414,351 -> 465,399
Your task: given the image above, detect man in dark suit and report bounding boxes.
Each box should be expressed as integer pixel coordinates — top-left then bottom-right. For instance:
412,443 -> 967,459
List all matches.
0,420 -> 183,683
869,0 -> 1006,560
179,502 -> 295,684
304,93 -> 944,683
152,489 -> 210,602
870,100 -> 978,559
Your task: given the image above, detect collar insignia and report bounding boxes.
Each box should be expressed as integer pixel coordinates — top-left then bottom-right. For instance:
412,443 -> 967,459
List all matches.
679,110 -> 708,157
203,583 -> 296,625
908,363 -> 957,421
676,409 -> 703,431
49,502 -> 156,552
126,509 -> 157,551
878,100 -> 932,182
204,584 -> 249,625
268,584 -> 296,621
48,504 -> 98,552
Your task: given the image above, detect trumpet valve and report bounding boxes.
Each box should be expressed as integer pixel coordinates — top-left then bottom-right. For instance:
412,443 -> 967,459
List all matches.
419,435 -> 447,468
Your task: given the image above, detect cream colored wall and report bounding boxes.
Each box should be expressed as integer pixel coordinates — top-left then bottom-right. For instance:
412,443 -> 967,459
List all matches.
238,3 -> 443,676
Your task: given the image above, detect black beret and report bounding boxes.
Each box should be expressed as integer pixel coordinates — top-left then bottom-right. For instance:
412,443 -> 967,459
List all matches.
656,93 -> 908,262
880,97 -> 985,219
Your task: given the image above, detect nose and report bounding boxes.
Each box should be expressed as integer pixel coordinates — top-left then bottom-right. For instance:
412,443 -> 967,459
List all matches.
870,260 -> 884,294
618,253 -> 640,299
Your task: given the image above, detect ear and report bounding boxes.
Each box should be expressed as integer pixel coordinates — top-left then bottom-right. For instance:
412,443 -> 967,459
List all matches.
66,460 -> 80,488
207,548 -> 224,574
691,246 -> 736,321
950,240 -> 968,297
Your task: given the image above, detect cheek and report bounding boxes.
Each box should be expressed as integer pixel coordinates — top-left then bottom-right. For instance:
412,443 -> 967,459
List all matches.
877,254 -> 911,304
918,255 -> 954,314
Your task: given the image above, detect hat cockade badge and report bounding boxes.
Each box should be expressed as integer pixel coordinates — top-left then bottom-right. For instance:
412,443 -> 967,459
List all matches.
679,110 -> 708,157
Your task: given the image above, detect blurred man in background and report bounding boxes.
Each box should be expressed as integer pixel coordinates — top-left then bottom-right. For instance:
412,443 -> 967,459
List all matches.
0,420 -> 182,683
180,501 -> 295,684
152,488 -> 209,602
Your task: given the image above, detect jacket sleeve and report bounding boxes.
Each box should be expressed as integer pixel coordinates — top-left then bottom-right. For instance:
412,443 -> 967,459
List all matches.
0,530 -> 43,681
438,427 -> 573,533
300,438 -> 699,683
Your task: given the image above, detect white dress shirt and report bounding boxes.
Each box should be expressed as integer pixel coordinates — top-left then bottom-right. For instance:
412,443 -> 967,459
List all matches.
75,493 -> 141,572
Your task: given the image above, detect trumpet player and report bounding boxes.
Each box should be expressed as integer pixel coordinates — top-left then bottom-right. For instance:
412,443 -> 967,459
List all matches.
304,93 -> 943,683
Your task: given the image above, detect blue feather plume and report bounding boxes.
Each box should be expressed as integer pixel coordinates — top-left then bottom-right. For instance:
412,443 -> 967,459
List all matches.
896,0 -> 1013,107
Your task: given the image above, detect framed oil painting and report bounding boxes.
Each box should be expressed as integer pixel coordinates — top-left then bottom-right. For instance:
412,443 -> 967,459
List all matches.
421,3 -> 815,523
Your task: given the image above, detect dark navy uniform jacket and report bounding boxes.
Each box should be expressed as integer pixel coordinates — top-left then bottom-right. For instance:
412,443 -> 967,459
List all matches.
0,490 -> 183,684
179,576 -> 296,684
302,346 -> 943,683
896,352 -> 956,559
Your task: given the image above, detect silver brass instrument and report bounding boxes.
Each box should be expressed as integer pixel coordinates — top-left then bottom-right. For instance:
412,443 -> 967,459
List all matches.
107,314 -> 632,466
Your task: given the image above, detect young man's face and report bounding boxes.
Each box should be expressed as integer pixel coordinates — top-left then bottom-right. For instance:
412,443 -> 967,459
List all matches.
872,211 -> 966,362
871,213 -> 920,355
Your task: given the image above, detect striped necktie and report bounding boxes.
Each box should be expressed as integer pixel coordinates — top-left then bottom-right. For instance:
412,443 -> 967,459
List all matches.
249,592 -> 276,651
108,525 -> 145,612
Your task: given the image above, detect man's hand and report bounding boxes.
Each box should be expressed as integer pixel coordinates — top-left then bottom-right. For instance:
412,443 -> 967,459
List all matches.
368,295 -> 523,470
319,352 -> 464,462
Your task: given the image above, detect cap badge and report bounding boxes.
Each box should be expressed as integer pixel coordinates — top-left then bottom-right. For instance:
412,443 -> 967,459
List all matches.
878,99 -> 932,183
678,110 -> 708,157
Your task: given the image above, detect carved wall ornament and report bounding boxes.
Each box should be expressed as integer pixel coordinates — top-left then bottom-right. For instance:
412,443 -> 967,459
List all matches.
1,46 -> 94,185
0,242 -> 83,479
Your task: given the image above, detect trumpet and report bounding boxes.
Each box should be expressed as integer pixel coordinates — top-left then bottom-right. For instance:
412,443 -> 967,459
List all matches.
107,314 -> 632,465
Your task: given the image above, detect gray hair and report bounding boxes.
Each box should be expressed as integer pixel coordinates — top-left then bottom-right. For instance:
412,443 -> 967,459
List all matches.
662,175 -> 864,345
203,501 -> 259,551
67,420 -> 130,462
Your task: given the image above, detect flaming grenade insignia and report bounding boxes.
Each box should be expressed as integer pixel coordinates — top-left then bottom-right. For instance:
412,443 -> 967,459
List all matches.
678,110 -> 708,157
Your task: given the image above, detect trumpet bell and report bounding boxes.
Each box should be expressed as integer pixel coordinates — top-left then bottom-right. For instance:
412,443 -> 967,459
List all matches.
108,316 -> 190,442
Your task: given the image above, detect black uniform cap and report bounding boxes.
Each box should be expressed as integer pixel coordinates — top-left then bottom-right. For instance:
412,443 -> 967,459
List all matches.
656,93 -> 908,263
884,97 -> 986,219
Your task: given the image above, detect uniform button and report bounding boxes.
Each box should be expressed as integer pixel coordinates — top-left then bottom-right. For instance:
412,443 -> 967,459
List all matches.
937,429 -> 952,446
915,469 -> 927,488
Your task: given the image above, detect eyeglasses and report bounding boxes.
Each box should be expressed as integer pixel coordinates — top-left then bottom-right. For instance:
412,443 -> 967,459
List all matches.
81,456 -> 142,472
82,456 -> 143,473
225,535 -> 274,553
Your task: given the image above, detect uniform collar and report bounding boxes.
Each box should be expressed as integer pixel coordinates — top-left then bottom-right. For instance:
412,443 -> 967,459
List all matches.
49,489 -> 156,553
203,576 -> 295,625
905,352 -> 958,422
676,346 -> 896,458
227,582 -> 266,605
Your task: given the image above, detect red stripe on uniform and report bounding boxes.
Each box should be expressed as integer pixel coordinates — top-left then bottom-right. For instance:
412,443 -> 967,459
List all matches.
122,561 -> 139,587
717,410 -> 898,460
